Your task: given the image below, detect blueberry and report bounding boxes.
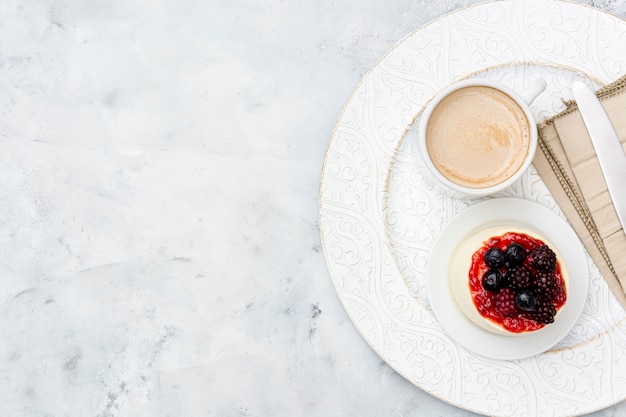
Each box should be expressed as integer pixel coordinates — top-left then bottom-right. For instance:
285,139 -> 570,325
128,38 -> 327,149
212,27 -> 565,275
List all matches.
483,247 -> 506,269
481,269 -> 504,292
515,289 -> 538,312
505,243 -> 527,265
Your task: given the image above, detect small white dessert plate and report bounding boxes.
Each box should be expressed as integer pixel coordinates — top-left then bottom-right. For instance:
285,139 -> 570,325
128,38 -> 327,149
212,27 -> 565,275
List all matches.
427,198 -> 589,361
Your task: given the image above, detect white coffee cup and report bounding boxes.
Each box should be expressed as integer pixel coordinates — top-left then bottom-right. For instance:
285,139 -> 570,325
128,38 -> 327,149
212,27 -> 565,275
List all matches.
417,78 -> 546,196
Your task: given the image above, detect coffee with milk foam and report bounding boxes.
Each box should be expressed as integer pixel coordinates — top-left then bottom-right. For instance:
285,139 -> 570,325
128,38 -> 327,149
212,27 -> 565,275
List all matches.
425,86 -> 531,189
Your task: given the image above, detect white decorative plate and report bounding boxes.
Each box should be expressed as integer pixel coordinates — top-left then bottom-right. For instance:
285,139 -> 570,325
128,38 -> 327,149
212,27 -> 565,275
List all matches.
428,198 -> 589,361
319,1 -> 626,416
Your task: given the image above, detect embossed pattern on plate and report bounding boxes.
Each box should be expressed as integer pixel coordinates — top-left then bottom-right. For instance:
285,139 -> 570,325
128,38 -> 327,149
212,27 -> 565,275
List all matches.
319,1 -> 626,416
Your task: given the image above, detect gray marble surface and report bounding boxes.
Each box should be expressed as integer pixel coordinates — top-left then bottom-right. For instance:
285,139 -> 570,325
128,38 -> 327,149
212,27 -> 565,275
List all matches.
2,0 -> 626,416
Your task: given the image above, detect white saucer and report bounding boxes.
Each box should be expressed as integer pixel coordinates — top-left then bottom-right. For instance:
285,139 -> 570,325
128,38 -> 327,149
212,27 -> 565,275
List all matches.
427,198 -> 589,361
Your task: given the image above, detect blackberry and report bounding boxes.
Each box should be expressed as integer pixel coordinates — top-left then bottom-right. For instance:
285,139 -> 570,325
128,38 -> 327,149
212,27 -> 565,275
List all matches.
494,288 -> 518,317
505,243 -> 527,265
506,265 -> 531,290
481,269 -> 504,292
534,272 -> 556,300
551,282 -> 565,301
484,247 -> 506,269
529,245 -> 557,272
526,302 -> 556,324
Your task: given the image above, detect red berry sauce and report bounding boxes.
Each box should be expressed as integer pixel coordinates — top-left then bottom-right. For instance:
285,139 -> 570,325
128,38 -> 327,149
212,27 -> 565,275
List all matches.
469,232 -> 567,333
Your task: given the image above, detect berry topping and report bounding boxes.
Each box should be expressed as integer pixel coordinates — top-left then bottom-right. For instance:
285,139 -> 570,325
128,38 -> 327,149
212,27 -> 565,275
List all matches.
515,289 -> 539,312
505,243 -> 527,265
483,247 -> 506,269
494,288 -> 518,317
481,269 -> 504,292
533,272 -> 556,300
529,245 -> 557,272
506,265 -> 531,290
468,231 -> 566,333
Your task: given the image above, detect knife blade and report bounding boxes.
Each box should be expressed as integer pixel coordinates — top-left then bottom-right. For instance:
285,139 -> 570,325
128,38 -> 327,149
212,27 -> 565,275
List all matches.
572,81 -> 626,234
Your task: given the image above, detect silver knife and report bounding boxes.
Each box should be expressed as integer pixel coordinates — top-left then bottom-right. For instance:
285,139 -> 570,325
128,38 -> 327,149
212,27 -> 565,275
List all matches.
572,81 -> 626,234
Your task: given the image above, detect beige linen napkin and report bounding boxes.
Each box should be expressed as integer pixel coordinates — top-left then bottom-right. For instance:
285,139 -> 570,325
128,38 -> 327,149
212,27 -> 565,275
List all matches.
534,75 -> 626,310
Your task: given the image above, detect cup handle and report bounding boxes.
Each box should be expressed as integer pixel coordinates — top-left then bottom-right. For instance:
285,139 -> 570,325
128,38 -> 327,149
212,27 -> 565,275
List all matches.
519,78 -> 547,105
